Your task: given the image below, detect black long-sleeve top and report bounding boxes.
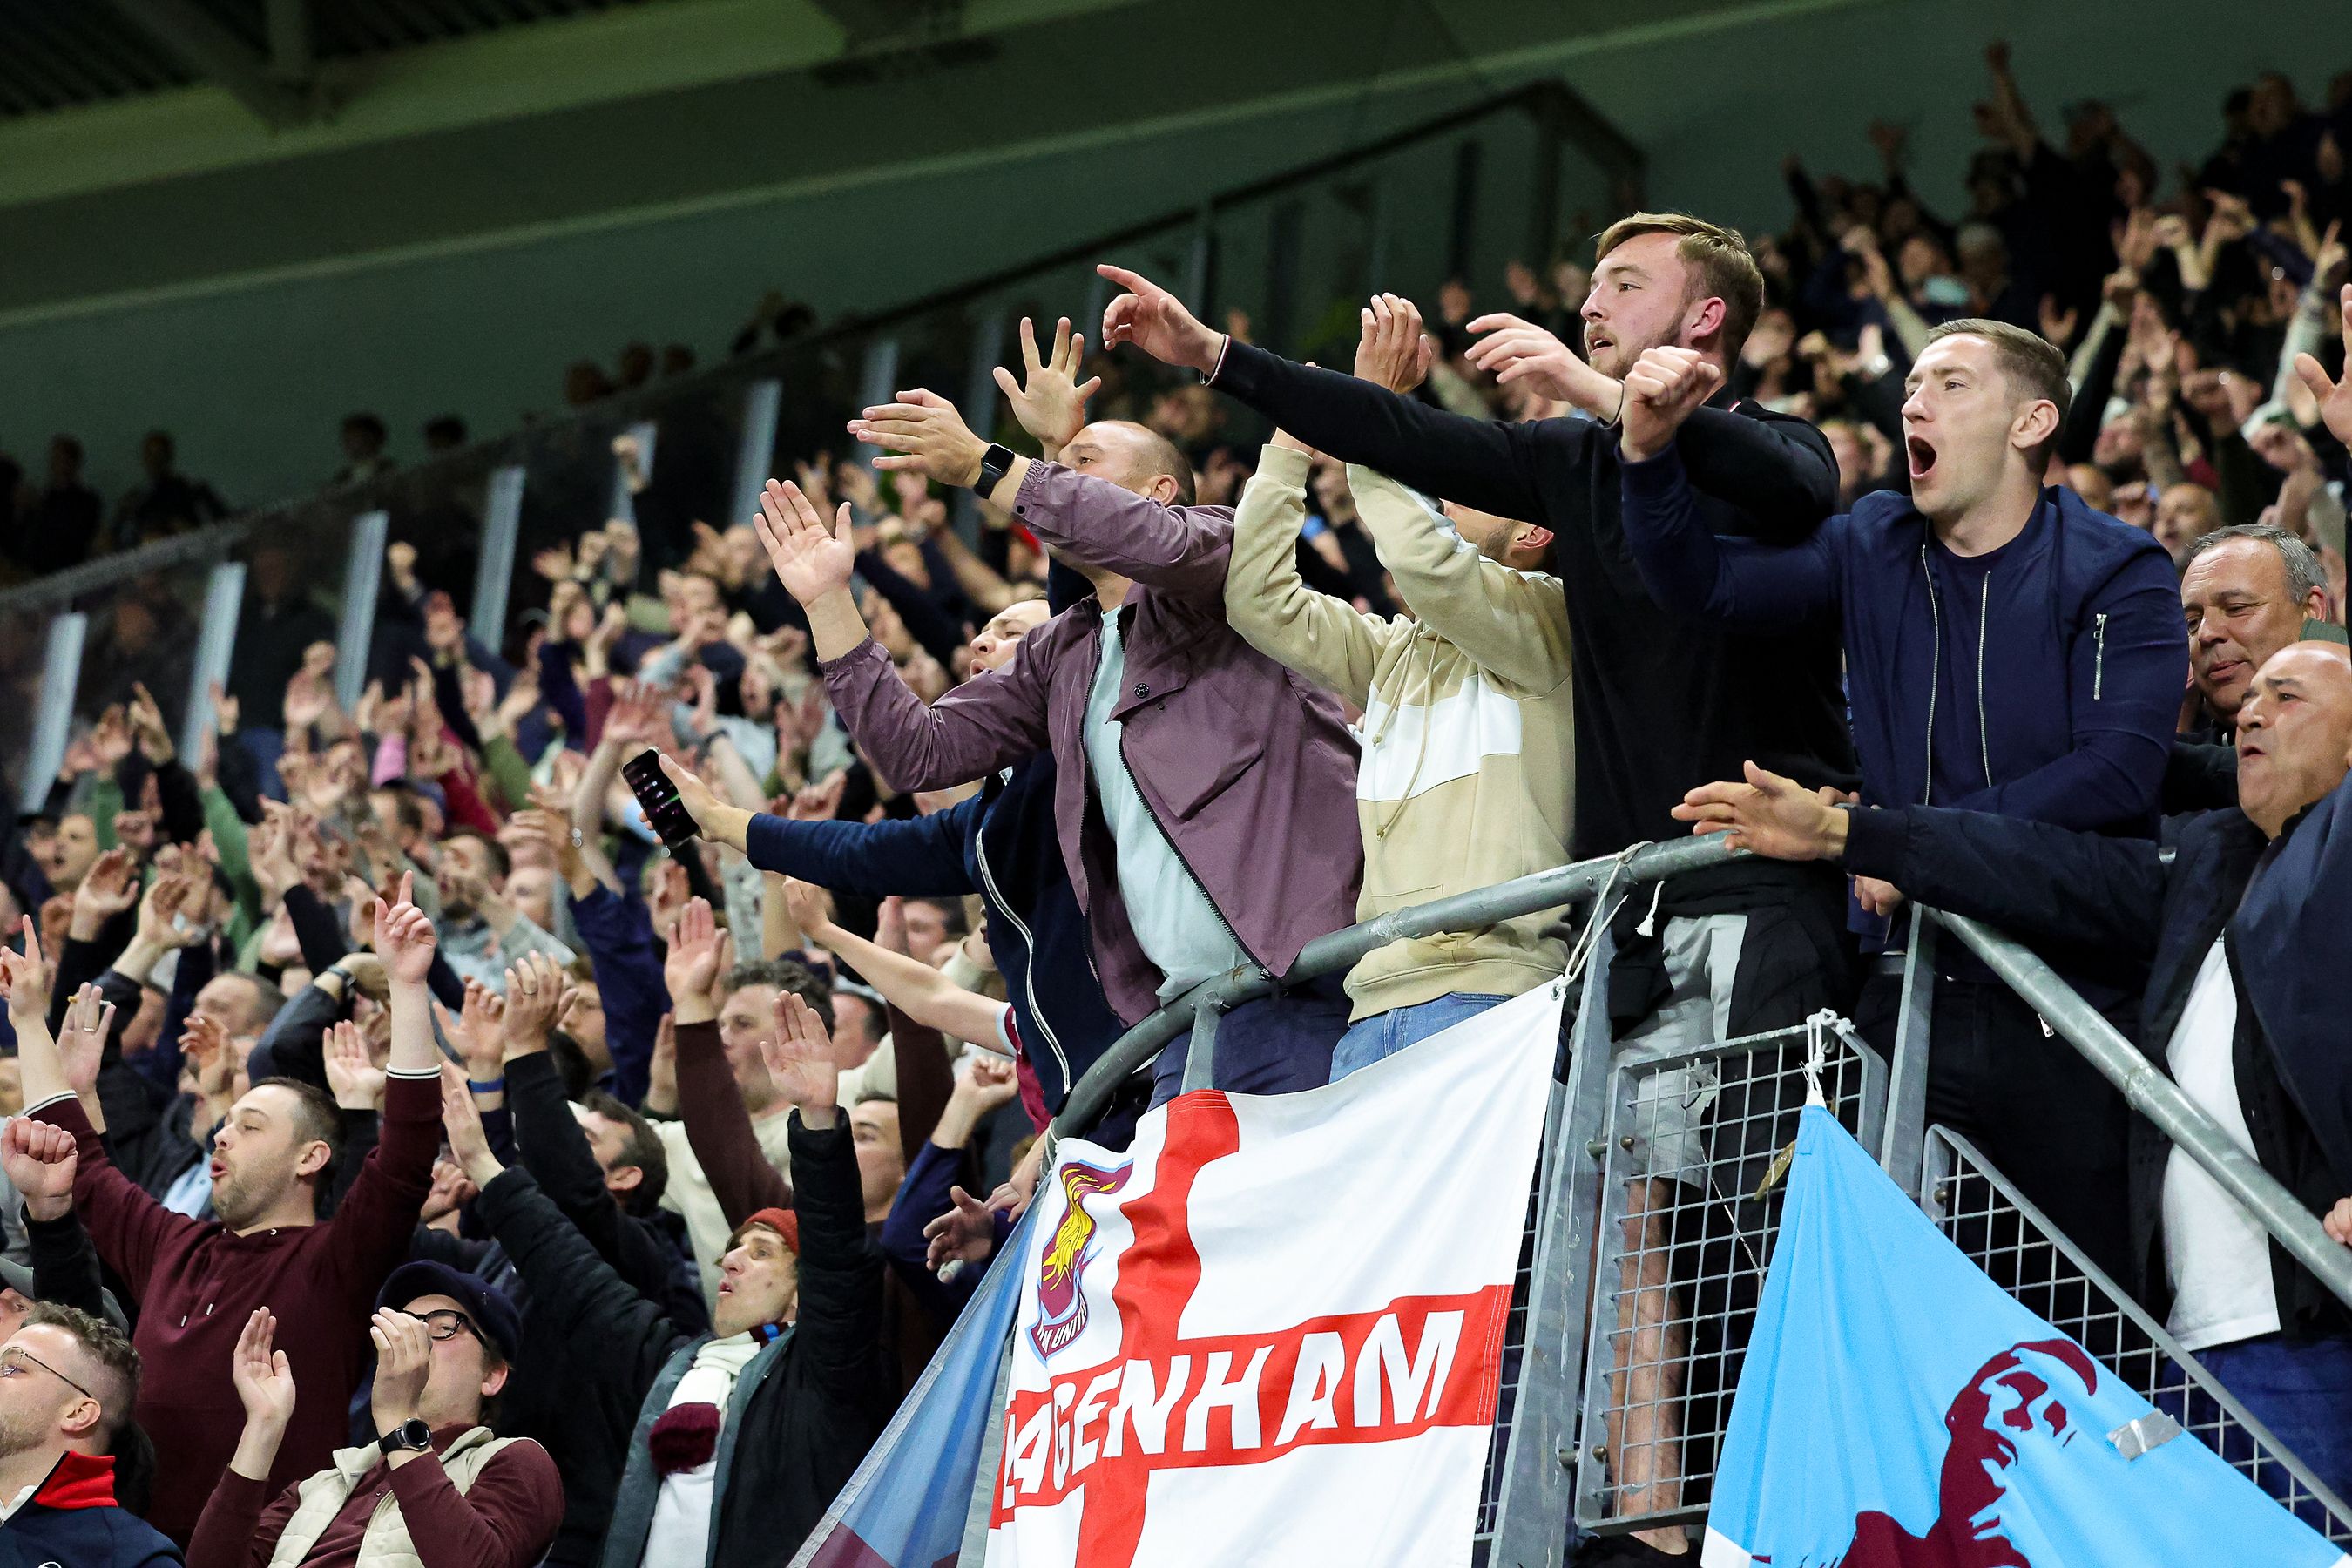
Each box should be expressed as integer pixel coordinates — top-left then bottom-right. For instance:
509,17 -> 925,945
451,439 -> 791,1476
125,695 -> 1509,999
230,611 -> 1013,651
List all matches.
1206,341 -> 1858,875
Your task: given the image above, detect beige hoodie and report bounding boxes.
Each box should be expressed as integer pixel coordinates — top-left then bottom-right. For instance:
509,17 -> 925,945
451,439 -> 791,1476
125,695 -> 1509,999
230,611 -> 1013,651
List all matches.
1224,444 -> 1576,1021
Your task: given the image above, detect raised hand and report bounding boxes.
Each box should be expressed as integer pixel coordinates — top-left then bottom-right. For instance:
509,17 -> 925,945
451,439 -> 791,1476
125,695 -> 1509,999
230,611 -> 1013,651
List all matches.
231,1309 -> 298,1431
368,1308 -> 434,1436
498,952 -> 576,1058
68,848 -> 139,940
600,679 -> 672,750
322,1019 -> 386,1112
848,389 -> 988,485
0,922 -> 51,1033
2293,283 -> 2352,448
89,706 -> 134,768
421,1158 -> 478,1226
1619,346 -> 1725,463
760,990 -> 841,1119
1670,760 -> 1847,861
1096,264 -> 1224,374
181,1010 -> 239,1105
438,1063 -> 503,1186
135,870 -> 203,953
1464,312 -> 1616,416
780,877 -> 833,939
1353,293 -> 1435,394
0,1119 -> 79,1221
372,870 -> 437,986
57,983 -> 116,1102
923,1186 -> 997,1272
126,684 -> 174,764
663,896 -> 727,1014
993,316 -> 1103,457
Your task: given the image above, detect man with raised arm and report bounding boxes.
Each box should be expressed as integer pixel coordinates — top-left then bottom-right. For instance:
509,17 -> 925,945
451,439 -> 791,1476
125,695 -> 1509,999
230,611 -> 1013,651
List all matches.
1674,644 -> 2352,1508
1220,294 -> 1575,1071
444,990 -> 892,1566
0,872 -> 443,1544
781,316 -> 1364,1103
1614,320 -> 2186,1287
1092,233 -> 1858,1029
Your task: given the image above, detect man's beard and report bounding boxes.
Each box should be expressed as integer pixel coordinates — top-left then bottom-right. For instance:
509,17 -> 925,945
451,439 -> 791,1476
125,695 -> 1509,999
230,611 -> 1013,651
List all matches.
0,1404 -> 49,1459
213,1167 -> 268,1231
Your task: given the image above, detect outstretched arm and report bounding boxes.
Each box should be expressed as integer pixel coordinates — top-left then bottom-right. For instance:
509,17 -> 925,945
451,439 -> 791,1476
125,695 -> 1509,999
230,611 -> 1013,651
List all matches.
784,881 -> 1011,1048
1220,443 -> 1387,705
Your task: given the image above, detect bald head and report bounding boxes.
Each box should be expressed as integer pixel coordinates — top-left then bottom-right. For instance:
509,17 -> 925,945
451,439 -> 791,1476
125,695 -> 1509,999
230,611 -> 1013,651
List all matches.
1064,422 -> 1194,506
2234,643 -> 2352,838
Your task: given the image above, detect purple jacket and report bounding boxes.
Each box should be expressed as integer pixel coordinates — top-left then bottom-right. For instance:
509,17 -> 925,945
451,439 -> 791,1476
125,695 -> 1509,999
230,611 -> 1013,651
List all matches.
821,460 -> 1362,1025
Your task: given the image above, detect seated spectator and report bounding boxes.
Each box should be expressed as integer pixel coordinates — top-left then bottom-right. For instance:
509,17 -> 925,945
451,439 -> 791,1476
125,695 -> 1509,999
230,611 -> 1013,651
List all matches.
109,431 -> 227,551
1220,295 -> 1573,1072
827,320 -> 1367,1102
188,1272 -> 559,1568
443,984 -> 893,1566
333,415 -> 392,488
1675,640 -> 2352,1511
1,874 -> 443,1545
0,1302 -> 174,1568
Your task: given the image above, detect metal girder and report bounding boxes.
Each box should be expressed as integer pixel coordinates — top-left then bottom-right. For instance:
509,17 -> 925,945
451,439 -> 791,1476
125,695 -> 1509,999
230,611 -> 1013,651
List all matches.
106,0 -> 316,127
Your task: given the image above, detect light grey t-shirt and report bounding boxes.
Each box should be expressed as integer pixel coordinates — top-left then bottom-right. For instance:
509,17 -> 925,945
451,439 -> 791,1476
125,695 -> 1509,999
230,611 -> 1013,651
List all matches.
1082,608 -> 1247,1002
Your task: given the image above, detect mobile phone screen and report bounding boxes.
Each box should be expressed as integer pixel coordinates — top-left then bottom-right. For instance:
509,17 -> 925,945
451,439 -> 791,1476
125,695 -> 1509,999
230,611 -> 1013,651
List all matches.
621,750 -> 700,848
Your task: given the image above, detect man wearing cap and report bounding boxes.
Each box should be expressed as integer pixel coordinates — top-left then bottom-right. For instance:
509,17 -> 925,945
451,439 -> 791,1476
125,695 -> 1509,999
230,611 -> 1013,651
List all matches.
185,1263 -> 559,1568
443,985 -> 893,1567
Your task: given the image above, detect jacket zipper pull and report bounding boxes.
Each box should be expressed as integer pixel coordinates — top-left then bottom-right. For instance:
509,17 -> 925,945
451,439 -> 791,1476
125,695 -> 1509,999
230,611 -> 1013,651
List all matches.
2093,612 -> 2108,700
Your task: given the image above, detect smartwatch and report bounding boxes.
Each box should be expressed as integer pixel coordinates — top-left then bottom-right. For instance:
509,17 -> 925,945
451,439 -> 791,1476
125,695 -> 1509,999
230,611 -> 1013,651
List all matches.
972,443 -> 1017,495
378,1417 -> 432,1456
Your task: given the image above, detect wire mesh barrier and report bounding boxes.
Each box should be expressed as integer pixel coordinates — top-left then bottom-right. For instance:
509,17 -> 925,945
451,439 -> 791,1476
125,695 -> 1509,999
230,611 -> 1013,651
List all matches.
1924,1127 -> 2352,1543
1562,1014 -> 1889,1540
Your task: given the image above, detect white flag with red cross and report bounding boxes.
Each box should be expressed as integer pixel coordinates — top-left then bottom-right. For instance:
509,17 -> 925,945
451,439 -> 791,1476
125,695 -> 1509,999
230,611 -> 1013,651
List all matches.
983,982 -> 1563,1567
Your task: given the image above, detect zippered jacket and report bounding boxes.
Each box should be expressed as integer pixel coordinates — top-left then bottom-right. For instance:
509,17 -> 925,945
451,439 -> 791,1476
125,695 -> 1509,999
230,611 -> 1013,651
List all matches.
1621,444 -> 2183,926
742,755 -> 1125,1119
821,460 -> 1364,1027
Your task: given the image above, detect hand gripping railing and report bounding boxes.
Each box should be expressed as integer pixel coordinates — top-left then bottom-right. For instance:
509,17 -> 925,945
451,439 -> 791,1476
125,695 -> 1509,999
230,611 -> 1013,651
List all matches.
1047,835 -> 1734,1139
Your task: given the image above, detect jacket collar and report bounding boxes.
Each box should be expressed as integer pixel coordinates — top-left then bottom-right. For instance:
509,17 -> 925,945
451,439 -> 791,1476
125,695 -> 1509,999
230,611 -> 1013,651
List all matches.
30,1450 -> 121,1511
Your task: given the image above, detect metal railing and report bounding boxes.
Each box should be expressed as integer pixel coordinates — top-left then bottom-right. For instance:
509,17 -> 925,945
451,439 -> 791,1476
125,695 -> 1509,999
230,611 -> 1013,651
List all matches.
1008,839 -> 2352,1559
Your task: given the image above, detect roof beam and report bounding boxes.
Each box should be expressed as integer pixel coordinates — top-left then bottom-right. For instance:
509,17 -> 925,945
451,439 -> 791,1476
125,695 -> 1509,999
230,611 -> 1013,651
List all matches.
105,0 -> 316,127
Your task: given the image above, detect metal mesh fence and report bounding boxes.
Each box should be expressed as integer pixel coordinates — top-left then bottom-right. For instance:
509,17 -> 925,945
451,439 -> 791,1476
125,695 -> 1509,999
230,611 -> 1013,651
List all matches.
1926,1128 -> 2352,1543
1473,1183 -> 1542,1550
1571,1017 -> 1888,1537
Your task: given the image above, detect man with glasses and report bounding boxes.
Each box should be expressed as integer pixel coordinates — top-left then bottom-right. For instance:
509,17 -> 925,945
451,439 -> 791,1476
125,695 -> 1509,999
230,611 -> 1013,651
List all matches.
0,1301 -> 175,1566
186,1260 -> 559,1568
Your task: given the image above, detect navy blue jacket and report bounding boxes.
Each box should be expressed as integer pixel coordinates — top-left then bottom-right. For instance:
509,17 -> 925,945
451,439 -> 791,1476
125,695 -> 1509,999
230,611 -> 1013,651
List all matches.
744,753 -> 1127,1120
1844,798 -> 2350,1339
0,1453 -> 179,1567
1623,450 -> 2184,938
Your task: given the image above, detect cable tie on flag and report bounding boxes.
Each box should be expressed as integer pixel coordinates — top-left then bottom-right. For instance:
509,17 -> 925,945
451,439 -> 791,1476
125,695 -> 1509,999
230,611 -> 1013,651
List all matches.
1801,1010 -> 1834,1109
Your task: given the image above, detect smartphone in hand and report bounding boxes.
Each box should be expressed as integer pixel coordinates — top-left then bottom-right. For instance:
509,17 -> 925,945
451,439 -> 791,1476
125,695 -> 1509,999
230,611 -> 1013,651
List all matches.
621,749 -> 701,848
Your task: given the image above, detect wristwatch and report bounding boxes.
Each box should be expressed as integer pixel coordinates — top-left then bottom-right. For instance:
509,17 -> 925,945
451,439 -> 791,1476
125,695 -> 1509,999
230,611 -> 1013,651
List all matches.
972,443 -> 1017,495
378,1418 -> 431,1456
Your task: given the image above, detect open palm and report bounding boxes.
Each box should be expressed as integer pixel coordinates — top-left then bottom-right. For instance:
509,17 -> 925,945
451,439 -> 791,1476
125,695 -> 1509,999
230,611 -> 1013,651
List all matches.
754,479 -> 855,605
993,315 -> 1101,453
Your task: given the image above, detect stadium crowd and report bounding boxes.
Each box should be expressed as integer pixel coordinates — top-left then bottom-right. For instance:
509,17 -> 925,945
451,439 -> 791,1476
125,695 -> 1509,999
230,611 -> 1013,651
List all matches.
0,40 -> 2348,1568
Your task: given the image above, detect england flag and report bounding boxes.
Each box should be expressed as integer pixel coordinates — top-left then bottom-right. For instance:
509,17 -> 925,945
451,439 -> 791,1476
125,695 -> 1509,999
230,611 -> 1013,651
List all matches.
984,982 -> 1562,1567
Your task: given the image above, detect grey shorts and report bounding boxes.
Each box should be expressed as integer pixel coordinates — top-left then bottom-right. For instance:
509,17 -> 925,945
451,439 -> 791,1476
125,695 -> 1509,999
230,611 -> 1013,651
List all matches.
1612,912 -> 1747,1180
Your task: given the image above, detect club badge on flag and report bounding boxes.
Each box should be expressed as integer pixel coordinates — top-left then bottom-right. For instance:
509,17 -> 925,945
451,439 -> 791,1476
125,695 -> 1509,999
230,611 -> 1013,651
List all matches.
984,982 -> 1563,1568
1703,1106 -> 2350,1567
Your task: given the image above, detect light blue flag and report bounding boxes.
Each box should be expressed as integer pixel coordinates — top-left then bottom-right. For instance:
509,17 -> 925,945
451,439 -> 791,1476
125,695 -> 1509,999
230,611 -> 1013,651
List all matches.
794,1206 -> 1037,1568
1702,1107 -> 2349,1567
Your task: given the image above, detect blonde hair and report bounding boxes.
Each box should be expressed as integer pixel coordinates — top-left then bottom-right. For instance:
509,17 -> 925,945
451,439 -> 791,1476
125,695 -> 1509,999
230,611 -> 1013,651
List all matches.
1594,212 -> 1765,359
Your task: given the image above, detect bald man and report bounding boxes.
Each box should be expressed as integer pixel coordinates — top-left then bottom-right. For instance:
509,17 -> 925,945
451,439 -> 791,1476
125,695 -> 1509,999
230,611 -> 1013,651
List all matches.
1675,644 -> 2352,1509
2167,524 -> 2338,811
764,325 -> 1362,1106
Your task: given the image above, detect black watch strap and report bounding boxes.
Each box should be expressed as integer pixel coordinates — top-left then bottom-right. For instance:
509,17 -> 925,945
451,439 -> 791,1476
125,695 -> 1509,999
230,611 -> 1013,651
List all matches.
378,1417 -> 432,1456
973,443 -> 1017,495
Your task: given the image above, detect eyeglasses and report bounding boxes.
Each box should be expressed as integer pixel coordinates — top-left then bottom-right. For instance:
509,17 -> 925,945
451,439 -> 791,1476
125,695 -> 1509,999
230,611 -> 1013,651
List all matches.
0,1347 -> 97,1409
409,1308 -> 483,1348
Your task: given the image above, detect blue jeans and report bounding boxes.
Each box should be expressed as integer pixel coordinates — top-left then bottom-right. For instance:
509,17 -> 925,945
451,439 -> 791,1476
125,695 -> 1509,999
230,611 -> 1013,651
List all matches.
1329,992 -> 1511,1079
1148,971 -> 1349,1107
2159,1331 -> 2352,1529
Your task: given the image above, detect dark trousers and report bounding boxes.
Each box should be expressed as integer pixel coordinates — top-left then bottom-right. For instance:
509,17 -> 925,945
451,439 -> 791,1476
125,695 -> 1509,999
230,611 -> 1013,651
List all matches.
1147,970 -> 1348,1107
1857,971 -> 2133,1293
2160,1332 -> 2352,1531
